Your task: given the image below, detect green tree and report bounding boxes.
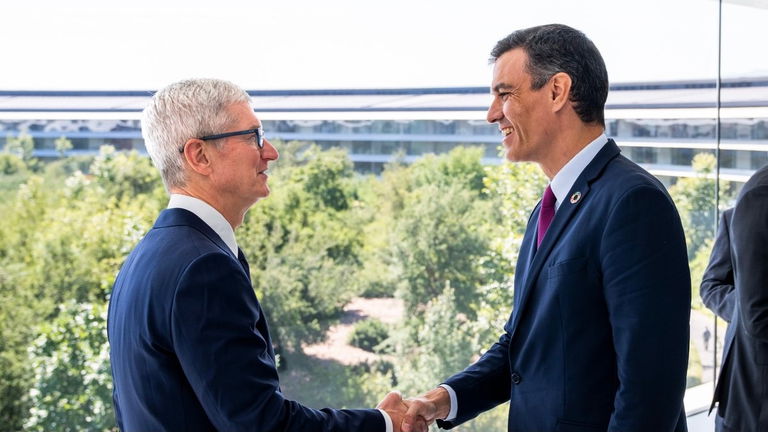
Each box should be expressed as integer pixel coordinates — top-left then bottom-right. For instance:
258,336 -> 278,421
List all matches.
0,267 -> 36,431
392,183 -> 492,316
669,152 -> 733,258
88,145 -> 165,202
393,285 -> 474,395
4,132 -> 35,163
0,153 -> 30,196
25,301 -> 114,432
0,149 -> 161,431
54,136 -> 73,157
240,143 -> 367,351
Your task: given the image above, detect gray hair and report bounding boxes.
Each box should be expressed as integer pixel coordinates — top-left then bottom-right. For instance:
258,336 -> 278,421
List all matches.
141,78 -> 252,190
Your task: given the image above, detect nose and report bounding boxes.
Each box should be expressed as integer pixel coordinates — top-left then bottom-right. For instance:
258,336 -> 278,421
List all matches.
261,138 -> 279,161
486,96 -> 502,124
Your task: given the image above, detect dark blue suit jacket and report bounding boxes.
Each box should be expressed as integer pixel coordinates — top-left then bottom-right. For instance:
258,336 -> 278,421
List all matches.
712,164 -> 768,431
437,140 -> 690,432
700,208 -> 735,322
108,208 -> 384,431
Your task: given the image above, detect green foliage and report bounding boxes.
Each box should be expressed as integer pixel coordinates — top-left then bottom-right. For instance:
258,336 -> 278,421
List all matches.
252,231 -> 360,350
292,146 -> 357,211
0,268 -> 35,431
392,285 -> 474,396
25,300 -> 114,432
349,319 -> 389,352
0,148 -> 162,431
42,155 -> 94,181
241,143 -> 366,351
4,132 -> 36,163
89,145 -> 165,201
408,147 -> 488,194
0,137 -> 727,432
669,152 -> 733,258
54,136 -> 74,156
0,147 -> 32,197
392,183 -> 491,316
0,152 -> 27,175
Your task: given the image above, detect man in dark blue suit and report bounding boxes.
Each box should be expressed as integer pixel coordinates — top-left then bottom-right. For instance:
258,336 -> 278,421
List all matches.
400,24 -> 691,432
709,165 -> 768,431
108,78 -> 406,432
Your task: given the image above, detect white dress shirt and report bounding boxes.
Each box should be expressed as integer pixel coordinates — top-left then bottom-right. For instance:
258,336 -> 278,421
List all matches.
440,132 -> 608,422
548,133 -> 608,211
167,194 -> 238,256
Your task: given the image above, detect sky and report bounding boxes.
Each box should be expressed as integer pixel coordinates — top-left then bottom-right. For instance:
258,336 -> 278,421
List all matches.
1,0 -> 767,90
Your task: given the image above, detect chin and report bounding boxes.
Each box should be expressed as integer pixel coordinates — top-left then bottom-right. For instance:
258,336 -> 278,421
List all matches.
504,149 -> 519,162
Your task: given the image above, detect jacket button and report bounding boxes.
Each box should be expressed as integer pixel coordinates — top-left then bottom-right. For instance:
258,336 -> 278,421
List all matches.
511,372 -> 522,384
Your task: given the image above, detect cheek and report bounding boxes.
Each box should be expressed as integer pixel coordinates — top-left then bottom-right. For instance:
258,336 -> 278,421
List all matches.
501,103 -> 519,121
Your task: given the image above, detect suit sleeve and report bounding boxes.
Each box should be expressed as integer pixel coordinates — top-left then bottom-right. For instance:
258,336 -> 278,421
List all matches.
170,253 -> 384,432
700,209 -> 736,322
436,331 -> 513,428
731,183 -> 768,343
601,185 -> 690,431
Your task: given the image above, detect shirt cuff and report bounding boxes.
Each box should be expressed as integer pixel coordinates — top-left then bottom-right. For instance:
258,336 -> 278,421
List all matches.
439,384 -> 458,421
378,408 -> 393,432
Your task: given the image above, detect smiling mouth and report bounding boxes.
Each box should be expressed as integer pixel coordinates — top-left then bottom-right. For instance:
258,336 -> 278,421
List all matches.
501,127 -> 513,137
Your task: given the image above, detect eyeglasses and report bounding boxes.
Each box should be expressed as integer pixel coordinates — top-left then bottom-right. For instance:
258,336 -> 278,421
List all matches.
179,127 -> 265,153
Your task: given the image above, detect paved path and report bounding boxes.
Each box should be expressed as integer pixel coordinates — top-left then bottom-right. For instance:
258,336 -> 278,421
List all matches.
302,297 -> 404,365
690,308 -> 726,385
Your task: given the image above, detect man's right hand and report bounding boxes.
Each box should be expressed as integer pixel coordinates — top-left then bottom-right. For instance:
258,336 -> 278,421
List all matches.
401,387 -> 451,432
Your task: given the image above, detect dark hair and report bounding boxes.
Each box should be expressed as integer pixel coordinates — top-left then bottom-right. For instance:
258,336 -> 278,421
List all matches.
490,24 -> 608,126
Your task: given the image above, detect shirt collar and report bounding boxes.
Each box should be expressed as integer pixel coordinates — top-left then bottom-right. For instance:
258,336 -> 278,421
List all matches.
167,194 -> 238,256
549,133 -> 608,211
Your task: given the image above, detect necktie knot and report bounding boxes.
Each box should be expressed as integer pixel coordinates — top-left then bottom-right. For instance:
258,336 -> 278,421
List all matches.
537,185 -> 556,247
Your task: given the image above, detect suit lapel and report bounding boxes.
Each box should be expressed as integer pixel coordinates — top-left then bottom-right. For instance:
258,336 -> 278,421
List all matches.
237,248 -> 252,281
513,206 -> 539,312
508,140 -> 621,339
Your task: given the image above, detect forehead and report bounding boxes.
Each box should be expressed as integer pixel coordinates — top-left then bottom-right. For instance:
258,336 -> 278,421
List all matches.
492,48 -> 531,89
225,101 -> 260,126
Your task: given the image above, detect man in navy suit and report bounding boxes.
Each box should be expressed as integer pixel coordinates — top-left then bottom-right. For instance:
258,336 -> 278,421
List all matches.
108,78 -> 406,431
399,24 -> 691,432
709,165 -> 768,431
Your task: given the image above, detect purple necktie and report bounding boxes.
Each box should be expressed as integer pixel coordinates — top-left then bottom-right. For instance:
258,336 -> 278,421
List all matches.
537,185 -> 556,247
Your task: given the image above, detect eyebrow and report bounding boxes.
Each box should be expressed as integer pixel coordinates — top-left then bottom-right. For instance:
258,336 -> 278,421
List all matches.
492,83 -> 515,94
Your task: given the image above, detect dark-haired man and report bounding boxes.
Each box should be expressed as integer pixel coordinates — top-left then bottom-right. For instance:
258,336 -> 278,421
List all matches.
399,24 -> 691,432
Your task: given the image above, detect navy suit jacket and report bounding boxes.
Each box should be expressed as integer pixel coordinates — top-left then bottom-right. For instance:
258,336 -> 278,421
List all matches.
700,208 -> 735,322
108,208 -> 384,432
437,140 -> 690,432
712,164 -> 768,431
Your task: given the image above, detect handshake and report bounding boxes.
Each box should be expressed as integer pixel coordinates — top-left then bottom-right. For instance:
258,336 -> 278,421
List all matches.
375,387 -> 451,432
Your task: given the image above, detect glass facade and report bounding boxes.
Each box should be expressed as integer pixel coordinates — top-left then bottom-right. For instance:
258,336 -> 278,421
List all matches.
3,114 -> 766,182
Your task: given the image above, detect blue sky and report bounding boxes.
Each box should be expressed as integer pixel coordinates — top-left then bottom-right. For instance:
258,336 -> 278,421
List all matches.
1,0 -> 766,90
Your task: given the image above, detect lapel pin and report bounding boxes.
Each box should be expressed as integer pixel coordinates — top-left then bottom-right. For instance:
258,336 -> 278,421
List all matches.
570,191 -> 582,204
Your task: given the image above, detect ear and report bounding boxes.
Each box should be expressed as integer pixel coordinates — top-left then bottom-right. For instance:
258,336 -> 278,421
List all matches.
549,72 -> 572,113
181,138 -> 213,176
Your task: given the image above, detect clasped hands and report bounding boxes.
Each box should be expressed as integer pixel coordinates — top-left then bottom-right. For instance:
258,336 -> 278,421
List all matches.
376,387 -> 450,432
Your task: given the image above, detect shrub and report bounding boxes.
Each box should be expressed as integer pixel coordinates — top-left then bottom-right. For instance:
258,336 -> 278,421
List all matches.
349,319 -> 389,352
